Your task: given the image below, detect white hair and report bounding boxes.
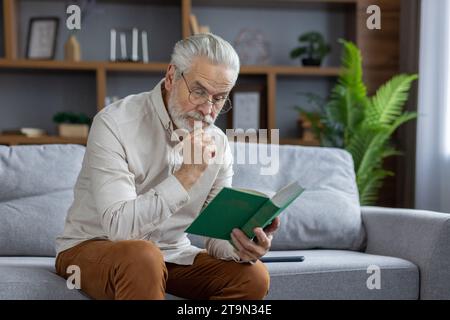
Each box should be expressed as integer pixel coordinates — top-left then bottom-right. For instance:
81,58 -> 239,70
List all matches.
170,33 -> 240,82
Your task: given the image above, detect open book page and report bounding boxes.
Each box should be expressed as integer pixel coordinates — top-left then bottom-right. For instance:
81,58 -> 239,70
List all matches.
233,188 -> 275,198
271,181 -> 305,208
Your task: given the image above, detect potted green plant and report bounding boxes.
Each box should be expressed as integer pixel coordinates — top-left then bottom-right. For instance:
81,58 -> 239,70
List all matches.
290,31 -> 331,66
52,111 -> 91,138
294,39 -> 418,205
293,92 -> 326,143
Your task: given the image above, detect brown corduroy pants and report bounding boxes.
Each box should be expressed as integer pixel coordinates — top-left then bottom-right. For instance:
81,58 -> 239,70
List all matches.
55,239 -> 270,300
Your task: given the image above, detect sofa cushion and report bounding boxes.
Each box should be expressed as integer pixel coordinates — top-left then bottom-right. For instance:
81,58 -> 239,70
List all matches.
263,250 -> 419,299
0,190 -> 73,256
0,144 -> 85,256
0,257 -> 181,300
0,257 -> 89,300
230,142 -> 366,251
0,144 -> 85,201
0,251 -> 418,300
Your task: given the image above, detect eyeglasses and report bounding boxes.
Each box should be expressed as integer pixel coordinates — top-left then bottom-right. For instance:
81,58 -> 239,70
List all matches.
181,72 -> 232,114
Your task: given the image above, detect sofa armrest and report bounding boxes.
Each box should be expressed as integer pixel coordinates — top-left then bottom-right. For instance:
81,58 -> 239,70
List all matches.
361,206 -> 450,299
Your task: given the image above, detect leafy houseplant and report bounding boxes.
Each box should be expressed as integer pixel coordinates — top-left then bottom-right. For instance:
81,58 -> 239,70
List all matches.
296,40 -> 418,205
290,31 -> 331,66
53,111 -> 91,138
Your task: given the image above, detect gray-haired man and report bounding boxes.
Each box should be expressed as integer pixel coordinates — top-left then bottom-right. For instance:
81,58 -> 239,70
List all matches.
55,33 -> 280,300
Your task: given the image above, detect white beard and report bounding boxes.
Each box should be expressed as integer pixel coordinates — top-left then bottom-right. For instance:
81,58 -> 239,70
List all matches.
167,86 -> 216,132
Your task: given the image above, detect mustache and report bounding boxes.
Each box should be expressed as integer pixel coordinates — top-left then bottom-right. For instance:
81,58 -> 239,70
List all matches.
184,111 -> 214,125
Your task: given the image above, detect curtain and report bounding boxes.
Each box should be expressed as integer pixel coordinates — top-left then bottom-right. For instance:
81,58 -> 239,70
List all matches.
415,0 -> 450,212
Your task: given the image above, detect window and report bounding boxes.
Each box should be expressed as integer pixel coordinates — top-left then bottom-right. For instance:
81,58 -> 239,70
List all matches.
444,2 -> 450,156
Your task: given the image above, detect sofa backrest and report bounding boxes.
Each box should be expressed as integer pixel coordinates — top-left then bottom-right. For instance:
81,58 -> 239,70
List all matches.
0,144 -> 85,256
0,142 -> 365,256
229,142 -> 365,251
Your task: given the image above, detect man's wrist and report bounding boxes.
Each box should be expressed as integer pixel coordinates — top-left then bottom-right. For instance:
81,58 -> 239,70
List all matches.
174,167 -> 200,190
153,175 -> 190,213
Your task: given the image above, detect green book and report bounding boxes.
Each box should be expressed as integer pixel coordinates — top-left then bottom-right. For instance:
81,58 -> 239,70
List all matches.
185,181 -> 305,240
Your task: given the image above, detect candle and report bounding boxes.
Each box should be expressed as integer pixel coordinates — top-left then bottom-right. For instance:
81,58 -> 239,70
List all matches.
110,29 -> 116,62
120,32 -> 127,60
142,31 -> 149,63
132,28 -> 138,62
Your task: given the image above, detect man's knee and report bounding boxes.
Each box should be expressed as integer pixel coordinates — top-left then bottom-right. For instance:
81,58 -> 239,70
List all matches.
237,261 -> 270,299
112,240 -> 167,278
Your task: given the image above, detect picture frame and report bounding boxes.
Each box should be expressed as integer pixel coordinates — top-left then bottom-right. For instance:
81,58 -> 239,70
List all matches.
228,84 -> 267,130
26,17 -> 59,60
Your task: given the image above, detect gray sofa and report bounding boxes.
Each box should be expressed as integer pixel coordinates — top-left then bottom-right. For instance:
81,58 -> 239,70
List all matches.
0,143 -> 449,300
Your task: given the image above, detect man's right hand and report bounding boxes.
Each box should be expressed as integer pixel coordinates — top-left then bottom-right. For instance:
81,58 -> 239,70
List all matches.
174,129 -> 216,191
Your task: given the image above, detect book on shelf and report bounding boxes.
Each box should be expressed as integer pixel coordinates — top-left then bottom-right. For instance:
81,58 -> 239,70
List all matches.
189,14 -> 200,35
198,25 -> 210,34
185,181 -> 305,241
1,128 -> 46,137
190,14 -> 210,35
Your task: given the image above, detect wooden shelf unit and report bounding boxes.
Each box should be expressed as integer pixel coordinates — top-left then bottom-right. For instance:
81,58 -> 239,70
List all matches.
0,0 -> 397,147
0,58 -> 340,111
193,0 -> 358,4
0,59 -> 340,76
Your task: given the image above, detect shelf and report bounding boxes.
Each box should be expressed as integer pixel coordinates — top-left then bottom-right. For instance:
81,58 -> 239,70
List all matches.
0,59 -> 168,73
271,66 -> 341,76
0,60 -> 341,77
0,59 -> 99,71
240,65 -> 341,76
279,138 -> 320,146
104,62 -> 168,72
193,0 -> 357,8
0,135 -> 87,146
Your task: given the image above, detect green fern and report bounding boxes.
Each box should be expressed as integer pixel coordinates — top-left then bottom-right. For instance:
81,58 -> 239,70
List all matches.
366,74 -> 418,128
315,41 -> 368,148
358,169 -> 393,205
338,39 -> 367,102
296,40 -> 418,205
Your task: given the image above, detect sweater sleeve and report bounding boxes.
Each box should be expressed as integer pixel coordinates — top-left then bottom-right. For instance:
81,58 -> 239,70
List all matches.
87,113 -> 190,241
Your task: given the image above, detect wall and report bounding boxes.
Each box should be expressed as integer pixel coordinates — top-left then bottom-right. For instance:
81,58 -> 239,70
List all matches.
18,0 -> 181,62
193,5 -> 346,66
357,0 -> 403,207
0,3 -> 4,58
0,70 -> 96,134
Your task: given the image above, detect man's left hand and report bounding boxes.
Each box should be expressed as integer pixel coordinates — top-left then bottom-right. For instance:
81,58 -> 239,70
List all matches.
230,217 -> 281,262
